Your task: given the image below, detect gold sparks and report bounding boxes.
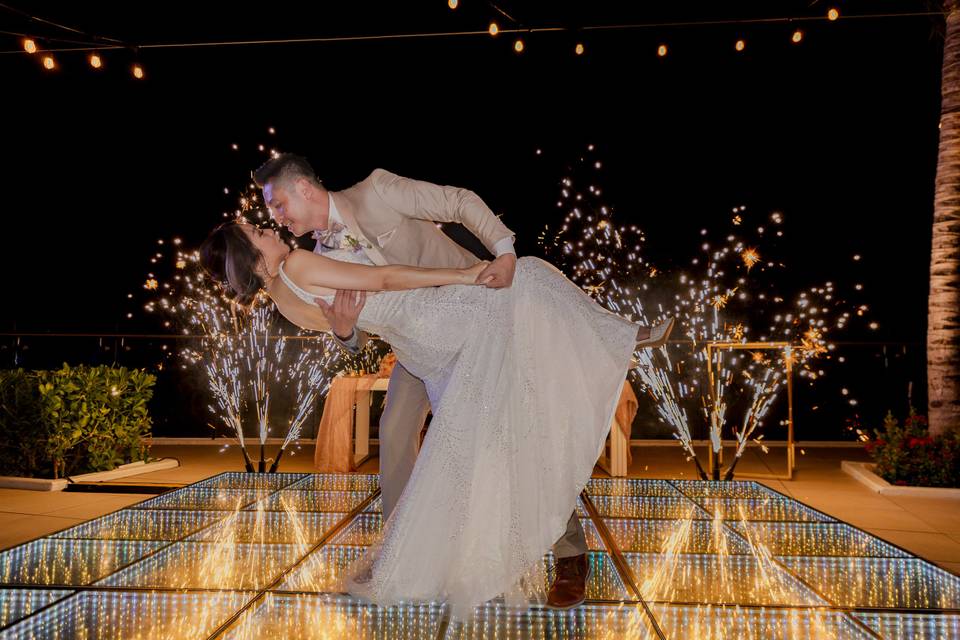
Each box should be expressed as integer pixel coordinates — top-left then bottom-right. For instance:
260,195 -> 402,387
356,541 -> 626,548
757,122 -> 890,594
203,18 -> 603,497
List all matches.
741,248 -> 760,271
145,279 -> 159,290
712,290 -> 736,310
732,215 -> 742,225
800,328 -> 828,355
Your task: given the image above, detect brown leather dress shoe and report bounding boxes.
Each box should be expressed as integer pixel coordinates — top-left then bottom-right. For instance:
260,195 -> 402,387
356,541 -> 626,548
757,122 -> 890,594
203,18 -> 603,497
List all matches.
546,553 -> 590,609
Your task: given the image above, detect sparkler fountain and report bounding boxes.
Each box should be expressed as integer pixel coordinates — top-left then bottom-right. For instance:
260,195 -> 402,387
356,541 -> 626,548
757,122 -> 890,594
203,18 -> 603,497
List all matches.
539,145 -> 873,480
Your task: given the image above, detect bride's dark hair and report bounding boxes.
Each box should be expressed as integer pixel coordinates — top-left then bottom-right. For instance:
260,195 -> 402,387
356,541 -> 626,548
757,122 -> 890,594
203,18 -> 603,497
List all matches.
199,222 -> 265,305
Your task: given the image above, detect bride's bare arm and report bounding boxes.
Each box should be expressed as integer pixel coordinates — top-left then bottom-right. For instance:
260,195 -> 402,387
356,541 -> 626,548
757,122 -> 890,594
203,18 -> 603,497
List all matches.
284,250 -> 485,292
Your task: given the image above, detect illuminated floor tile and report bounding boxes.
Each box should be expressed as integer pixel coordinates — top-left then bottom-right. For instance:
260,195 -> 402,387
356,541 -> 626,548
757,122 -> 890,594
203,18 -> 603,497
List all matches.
222,592 -> 444,640
446,602 -> 658,639
98,542 -> 305,591
287,474 -> 381,493
330,514 -> 383,547
187,510 -> 345,545
603,518 -> 752,554
781,557 -> 960,609
670,480 -> 780,500
250,490 -> 369,513
586,479 -> 683,498
729,522 -> 910,558
132,488 -> 269,511
649,604 -> 874,639
0,590 -> 252,639
586,496 -> 709,520
193,471 -> 308,491
0,588 -> 73,629
51,509 -> 228,542
275,544 -> 367,593
0,539 -> 164,586
693,497 -> 833,522
625,552 -> 826,607
853,612 -> 960,639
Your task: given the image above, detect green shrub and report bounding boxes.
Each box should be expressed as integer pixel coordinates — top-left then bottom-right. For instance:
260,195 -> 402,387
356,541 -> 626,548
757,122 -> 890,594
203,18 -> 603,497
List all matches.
0,364 -> 155,478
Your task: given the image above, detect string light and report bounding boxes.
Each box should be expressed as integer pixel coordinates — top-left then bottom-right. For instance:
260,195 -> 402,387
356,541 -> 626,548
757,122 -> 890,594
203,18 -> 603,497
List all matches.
89,53 -> 103,68
11,6 -> 936,82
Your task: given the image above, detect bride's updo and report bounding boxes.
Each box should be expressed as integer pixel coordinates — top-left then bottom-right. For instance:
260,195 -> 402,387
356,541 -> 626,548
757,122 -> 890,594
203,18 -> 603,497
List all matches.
199,222 -> 264,305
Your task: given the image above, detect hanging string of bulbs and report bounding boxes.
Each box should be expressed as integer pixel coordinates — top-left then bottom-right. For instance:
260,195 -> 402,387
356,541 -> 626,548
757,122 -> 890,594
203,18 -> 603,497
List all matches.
472,4 -> 936,58
3,2 -> 944,79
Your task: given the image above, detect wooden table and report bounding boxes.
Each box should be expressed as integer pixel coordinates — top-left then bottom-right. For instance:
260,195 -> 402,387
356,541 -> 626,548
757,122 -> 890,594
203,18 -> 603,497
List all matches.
346,378 -> 634,477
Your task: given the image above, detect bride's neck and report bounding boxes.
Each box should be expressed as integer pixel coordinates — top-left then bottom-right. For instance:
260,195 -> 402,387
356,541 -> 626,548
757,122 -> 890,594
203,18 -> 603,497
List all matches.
261,249 -> 292,282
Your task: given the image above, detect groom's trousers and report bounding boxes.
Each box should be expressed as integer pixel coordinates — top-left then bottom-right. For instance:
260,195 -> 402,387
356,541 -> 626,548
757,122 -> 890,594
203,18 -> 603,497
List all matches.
379,361 -> 588,559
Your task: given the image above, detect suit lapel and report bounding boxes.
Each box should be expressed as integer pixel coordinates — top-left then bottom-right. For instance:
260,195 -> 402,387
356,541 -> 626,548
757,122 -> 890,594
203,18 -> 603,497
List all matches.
330,190 -> 388,266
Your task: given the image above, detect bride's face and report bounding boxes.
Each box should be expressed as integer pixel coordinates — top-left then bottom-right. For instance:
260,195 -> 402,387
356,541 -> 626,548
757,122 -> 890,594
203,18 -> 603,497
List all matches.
239,223 -> 287,264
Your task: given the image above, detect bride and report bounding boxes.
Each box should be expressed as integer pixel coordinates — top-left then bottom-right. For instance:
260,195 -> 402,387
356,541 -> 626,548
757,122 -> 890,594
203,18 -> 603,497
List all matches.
200,220 -> 673,619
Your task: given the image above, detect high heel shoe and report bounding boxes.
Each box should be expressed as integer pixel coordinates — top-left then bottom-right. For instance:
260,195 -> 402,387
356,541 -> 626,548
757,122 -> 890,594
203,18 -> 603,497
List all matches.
636,317 -> 675,349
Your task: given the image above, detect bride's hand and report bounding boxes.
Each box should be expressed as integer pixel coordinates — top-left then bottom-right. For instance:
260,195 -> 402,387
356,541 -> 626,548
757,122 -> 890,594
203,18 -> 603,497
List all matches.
463,261 -> 492,285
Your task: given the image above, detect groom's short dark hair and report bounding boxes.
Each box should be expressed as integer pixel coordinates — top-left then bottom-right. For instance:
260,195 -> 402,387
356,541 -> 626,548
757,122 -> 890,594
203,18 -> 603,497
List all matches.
253,153 -> 321,189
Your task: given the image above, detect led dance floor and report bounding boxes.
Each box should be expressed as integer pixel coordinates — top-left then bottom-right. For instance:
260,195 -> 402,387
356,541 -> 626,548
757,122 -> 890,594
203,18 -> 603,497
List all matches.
0,473 -> 957,639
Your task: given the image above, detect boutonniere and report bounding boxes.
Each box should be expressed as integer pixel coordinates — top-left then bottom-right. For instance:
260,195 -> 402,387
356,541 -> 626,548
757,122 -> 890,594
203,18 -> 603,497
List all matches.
312,221 -> 370,253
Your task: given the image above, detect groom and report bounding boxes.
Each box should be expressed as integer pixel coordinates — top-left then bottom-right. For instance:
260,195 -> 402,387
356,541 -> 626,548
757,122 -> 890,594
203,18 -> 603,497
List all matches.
254,154 -> 591,608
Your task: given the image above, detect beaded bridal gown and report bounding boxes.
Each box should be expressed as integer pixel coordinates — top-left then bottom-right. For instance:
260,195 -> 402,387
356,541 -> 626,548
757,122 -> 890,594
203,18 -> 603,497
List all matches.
278,253 -> 640,619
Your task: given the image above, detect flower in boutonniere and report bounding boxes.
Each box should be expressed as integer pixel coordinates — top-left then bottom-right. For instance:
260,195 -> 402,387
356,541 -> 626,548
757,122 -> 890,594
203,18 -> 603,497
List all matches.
341,233 -> 372,253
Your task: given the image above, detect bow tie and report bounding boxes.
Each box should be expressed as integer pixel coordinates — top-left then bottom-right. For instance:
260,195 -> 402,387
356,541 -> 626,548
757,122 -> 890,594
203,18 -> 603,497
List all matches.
312,221 -> 348,246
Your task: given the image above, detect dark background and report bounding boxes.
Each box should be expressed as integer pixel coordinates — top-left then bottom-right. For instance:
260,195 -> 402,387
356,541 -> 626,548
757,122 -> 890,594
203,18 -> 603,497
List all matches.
0,1 -> 944,439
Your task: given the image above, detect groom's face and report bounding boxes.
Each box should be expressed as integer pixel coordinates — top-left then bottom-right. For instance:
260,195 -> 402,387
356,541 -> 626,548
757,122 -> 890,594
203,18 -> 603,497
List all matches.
263,180 -> 314,238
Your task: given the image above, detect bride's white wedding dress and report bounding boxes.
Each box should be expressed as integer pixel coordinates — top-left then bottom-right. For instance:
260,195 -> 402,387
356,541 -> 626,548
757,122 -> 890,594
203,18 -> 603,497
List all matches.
278,252 -> 639,619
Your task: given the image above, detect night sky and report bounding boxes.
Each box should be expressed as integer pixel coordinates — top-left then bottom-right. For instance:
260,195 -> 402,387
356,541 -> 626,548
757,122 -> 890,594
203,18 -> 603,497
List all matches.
0,1 -> 945,432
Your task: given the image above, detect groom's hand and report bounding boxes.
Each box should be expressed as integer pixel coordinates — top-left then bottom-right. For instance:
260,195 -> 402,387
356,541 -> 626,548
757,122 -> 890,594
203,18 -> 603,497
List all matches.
315,289 -> 366,339
477,253 -> 516,288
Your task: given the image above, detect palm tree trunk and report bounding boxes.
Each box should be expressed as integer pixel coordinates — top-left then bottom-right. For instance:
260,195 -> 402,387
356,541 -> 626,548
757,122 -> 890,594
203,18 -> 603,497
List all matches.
929,0 -> 960,436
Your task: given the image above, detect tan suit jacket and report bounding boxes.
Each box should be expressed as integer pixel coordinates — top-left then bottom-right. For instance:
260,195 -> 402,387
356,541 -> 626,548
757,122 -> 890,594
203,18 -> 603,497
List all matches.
270,168 -> 515,348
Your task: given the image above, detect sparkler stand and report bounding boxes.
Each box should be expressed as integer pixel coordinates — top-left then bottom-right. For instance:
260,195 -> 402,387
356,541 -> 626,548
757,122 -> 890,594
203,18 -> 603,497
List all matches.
705,341 -> 795,481
239,447 -> 256,474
